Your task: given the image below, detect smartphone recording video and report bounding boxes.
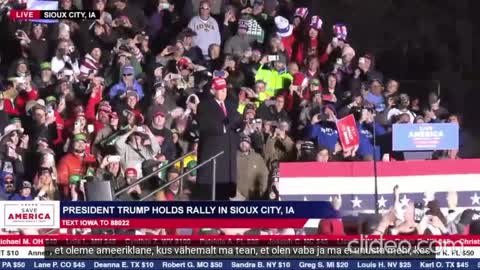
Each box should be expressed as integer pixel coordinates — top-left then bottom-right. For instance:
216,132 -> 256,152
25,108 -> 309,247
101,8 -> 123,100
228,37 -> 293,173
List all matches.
414,202 -> 425,223
268,55 -> 280,62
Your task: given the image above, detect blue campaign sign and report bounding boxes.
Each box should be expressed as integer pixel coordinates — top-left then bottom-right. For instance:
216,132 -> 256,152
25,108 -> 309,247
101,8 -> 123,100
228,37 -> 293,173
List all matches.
393,123 -> 459,151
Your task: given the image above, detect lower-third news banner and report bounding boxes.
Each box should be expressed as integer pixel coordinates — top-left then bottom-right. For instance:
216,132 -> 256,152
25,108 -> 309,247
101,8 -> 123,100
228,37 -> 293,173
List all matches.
1,236 -> 480,269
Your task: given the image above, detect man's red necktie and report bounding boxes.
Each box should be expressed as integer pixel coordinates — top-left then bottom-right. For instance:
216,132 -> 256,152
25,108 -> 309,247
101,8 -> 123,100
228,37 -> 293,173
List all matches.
220,102 -> 227,116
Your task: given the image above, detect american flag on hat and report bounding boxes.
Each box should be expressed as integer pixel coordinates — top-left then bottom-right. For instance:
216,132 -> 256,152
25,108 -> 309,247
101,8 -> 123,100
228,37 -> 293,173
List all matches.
310,15 -> 323,30
294,7 -> 309,19
333,23 -> 348,41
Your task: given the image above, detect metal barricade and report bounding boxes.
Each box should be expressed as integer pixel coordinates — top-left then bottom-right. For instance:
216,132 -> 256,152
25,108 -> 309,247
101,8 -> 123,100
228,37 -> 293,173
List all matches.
114,150 -> 196,198
140,151 -> 224,201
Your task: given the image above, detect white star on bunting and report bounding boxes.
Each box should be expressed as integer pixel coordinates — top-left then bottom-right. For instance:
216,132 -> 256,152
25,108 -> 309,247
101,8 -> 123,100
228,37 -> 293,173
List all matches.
351,196 -> 362,208
400,194 -> 410,206
471,193 -> 480,205
378,196 -> 388,208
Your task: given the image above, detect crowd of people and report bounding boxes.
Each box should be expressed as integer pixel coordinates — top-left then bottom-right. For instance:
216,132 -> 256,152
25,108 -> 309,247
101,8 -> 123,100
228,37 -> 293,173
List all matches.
0,0 -> 473,235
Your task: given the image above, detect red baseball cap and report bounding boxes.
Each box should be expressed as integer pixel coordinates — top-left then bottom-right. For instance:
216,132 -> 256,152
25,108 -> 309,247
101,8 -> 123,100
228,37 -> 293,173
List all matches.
75,111 -> 86,119
154,111 -> 165,118
176,57 -> 192,70
212,77 -> 227,91
125,168 -> 137,177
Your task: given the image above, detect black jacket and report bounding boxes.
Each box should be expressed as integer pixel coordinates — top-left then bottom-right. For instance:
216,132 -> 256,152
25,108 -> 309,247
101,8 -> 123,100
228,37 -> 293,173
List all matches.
196,95 -> 243,198
150,126 -> 176,162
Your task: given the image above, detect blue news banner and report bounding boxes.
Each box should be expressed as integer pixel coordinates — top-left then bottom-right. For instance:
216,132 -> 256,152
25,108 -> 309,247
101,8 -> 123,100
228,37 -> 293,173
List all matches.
0,259 -> 479,270
59,201 -> 338,218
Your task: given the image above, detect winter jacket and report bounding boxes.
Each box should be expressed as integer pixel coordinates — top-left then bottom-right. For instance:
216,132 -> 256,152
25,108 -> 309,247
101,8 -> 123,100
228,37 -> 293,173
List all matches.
96,167 -> 127,192
294,38 -> 330,66
27,38 -> 49,65
26,121 -> 58,150
263,135 -> 295,169
104,57 -> 143,88
92,125 -> 117,161
257,104 -> 291,124
5,88 -> 39,116
115,130 -> 161,177
184,46 -> 205,65
280,34 -> 295,60
224,34 -> 254,57
255,64 -> 293,97
56,153 -> 90,199
236,149 -> 269,200
109,80 -> 144,100
150,126 -> 176,162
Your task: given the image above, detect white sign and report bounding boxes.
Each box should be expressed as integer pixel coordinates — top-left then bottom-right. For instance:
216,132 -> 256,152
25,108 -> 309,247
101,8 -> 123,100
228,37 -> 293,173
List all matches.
0,201 -> 60,229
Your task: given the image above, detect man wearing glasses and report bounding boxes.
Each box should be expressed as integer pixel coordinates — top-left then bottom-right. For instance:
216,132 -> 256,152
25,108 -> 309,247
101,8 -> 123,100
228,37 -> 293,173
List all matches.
0,172 -> 16,200
188,0 -> 221,58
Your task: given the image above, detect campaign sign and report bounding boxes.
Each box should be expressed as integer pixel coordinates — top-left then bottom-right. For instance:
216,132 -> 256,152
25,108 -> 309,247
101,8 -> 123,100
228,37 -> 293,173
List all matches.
336,114 -> 359,150
392,123 -> 459,151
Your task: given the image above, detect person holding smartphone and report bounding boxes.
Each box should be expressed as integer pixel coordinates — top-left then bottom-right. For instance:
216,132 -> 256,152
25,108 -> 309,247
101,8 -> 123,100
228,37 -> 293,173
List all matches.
0,124 -> 26,180
96,155 -> 126,192
114,125 -> 160,178
263,121 -> 295,170
307,104 -> 339,153
224,18 -> 254,58
111,0 -> 147,33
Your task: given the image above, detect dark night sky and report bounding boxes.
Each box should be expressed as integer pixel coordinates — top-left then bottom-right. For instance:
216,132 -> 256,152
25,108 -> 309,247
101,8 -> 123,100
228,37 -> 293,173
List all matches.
297,0 -> 477,119
296,0 -> 480,155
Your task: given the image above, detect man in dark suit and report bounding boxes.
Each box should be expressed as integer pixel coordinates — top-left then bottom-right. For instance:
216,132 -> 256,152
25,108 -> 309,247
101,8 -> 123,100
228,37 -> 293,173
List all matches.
196,77 -> 243,200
